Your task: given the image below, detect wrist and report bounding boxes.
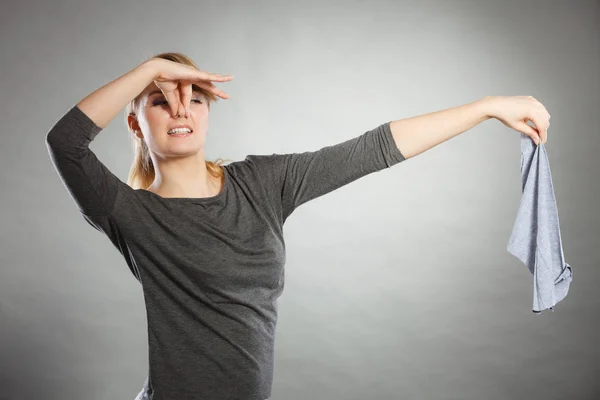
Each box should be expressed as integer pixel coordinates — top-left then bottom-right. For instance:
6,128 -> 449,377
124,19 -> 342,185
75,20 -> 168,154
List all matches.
478,96 -> 498,120
138,58 -> 162,81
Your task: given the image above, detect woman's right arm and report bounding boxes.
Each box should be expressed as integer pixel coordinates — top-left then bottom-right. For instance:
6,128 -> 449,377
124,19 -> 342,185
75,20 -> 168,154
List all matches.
75,60 -> 159,129
45,60 -> 160,222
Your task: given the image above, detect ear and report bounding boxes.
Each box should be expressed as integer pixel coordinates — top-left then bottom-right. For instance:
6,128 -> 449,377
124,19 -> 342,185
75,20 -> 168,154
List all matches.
127,113 -> 144,139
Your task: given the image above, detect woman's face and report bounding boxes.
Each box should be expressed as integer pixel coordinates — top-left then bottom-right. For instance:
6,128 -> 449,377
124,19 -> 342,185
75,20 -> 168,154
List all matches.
133,82 -> 209,159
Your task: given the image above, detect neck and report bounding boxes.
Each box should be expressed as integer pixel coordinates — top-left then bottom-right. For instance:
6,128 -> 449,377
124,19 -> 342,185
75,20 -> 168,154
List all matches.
147,154 -> 221,198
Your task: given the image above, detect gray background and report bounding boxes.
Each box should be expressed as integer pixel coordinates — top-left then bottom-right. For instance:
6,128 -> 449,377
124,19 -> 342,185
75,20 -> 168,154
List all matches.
1,0 -> 598,399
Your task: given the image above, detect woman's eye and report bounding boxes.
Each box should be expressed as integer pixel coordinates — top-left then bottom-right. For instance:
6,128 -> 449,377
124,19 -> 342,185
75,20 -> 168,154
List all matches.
153,99 -> 202,106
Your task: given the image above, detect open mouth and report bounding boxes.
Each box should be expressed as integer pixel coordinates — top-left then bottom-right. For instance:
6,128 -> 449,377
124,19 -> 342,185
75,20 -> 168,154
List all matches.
167,128 -> 193,137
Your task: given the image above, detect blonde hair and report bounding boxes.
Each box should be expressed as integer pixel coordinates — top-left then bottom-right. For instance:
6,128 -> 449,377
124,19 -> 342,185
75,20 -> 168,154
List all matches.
125,52 -> 232,190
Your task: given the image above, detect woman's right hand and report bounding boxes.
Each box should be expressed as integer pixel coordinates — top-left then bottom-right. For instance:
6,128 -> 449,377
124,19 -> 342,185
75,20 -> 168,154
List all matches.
147,58 -> 234,118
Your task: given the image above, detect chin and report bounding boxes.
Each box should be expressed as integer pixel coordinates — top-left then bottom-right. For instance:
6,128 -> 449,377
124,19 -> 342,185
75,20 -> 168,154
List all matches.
164,142 -> 206,156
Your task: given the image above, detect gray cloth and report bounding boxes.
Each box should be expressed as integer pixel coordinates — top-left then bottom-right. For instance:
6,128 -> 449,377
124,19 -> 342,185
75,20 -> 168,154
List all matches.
507,133 -> 573,314
134,376 -> 152,400
45,105 -> 406,400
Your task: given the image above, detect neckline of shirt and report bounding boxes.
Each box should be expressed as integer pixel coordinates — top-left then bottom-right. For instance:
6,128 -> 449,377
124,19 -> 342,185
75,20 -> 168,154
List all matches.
136,166 -> 230,202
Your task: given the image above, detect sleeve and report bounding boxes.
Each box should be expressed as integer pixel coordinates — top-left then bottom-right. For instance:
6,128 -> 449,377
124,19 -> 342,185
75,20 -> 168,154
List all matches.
45,105 -> 143,283
45,105 -> 122,229
245,121 -> 406,222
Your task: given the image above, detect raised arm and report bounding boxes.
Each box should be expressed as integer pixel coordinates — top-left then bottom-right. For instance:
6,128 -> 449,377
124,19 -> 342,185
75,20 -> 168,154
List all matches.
45,60 -> 159,222
245,121 -> 406,223
389,95 -> 549,159
246,96 -> 550,224
75,60 -> 160,129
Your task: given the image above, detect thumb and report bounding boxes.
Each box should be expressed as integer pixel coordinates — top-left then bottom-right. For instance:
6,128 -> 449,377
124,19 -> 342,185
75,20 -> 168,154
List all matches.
516,121 -> 541,145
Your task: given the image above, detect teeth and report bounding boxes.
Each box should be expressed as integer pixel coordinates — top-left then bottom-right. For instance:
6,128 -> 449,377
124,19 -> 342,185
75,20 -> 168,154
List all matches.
168,128 -> 192,135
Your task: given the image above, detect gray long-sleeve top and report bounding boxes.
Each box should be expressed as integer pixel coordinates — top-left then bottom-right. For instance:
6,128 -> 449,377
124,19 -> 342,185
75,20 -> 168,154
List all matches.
45,105 -> 406,400
507,133 -> 573,314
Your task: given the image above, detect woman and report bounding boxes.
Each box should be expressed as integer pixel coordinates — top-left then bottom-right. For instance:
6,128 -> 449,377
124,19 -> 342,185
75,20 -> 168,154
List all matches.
45,52 -> 550,400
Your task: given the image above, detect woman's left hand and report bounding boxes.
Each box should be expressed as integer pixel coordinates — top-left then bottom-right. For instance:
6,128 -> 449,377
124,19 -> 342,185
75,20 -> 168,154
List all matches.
483,95 -> 551,145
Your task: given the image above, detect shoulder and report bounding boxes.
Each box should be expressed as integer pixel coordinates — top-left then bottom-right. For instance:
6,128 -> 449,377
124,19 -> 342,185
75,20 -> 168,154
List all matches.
225,154 -> 289,190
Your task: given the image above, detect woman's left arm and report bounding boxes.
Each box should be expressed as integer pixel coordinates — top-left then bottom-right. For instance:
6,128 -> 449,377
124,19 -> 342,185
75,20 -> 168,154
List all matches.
390,95 -> 551,159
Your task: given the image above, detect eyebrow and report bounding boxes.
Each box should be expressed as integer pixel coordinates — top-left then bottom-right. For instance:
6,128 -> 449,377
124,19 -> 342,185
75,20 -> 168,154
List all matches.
148,84 -> 204,97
